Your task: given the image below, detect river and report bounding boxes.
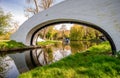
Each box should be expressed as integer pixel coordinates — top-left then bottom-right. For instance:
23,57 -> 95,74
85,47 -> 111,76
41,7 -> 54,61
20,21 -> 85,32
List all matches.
0,41 -> 101,78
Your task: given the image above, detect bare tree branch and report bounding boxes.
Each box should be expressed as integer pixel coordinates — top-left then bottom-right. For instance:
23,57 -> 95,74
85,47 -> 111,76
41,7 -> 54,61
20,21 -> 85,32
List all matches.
25,0 -> 54,39
33,0 -> 39,13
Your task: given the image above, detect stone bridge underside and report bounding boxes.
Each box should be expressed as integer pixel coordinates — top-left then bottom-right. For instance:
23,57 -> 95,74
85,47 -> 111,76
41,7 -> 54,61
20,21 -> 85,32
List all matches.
11,0 -> 120,53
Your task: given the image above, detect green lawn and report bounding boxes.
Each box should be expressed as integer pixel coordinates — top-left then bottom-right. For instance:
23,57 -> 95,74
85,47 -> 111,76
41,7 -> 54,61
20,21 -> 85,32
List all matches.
37,40 -> 61,46
0,40 -> 26,50
19,42 -> 120,78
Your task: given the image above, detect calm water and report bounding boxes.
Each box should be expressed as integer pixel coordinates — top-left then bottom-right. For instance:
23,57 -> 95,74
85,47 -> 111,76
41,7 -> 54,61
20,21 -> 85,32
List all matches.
0,41 -> 101,78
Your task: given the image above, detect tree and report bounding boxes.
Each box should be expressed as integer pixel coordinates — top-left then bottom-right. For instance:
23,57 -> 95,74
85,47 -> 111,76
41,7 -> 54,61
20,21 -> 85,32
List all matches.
9,21 -> 20,34
0,7 -> 19,40
0,8 -> 11,35
70,24 -> 101,41
60,24 -> 67,40
25,0 -> 39,16
70,24 -> 84,40
25,0 -> 53,17
25,0 -> 54,39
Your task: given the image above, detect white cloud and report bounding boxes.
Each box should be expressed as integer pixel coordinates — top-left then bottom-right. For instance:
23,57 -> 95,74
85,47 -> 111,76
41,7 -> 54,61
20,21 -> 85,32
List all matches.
54,23 -> 73,30
12,12 -> 27,25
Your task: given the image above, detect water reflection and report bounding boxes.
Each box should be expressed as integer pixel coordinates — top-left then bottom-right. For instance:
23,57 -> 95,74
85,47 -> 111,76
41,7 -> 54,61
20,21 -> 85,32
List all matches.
0,56 -> 19,78
0,41 -> 101,78
0,56 -> 10,78
70,41 -> 97,53
30,41 -> 100,67
31,45 -> 71,67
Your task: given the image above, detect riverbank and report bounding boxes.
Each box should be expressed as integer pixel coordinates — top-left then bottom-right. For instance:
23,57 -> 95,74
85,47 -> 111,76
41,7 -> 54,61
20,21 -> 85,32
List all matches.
37,40 -> 62,46
19,42 -> 120,78
0,40 -> 41,52
0,40 -> 62,52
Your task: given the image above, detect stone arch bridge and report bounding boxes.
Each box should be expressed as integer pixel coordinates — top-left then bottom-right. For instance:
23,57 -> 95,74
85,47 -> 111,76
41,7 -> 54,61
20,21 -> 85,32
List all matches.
11,0 -> 120,54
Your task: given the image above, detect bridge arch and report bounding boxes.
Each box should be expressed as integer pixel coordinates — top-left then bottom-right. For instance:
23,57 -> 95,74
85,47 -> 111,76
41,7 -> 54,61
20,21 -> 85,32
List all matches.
27,19 -> 116,54
11,0 -> 120,53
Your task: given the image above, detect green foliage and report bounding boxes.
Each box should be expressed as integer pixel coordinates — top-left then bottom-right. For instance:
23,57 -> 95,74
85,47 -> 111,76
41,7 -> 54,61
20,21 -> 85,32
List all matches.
38,26 -> 58,40
45,26 -> 58,40
116,51 -> 120,59
0,40 -> 26,49
85,41 -> 112,54
19,42 -> 120,78
70,41 -> 98,53
0,8 -> 12,34
70,24 -> 101,41
70,25 -> 84,40
38,24 -> 102,41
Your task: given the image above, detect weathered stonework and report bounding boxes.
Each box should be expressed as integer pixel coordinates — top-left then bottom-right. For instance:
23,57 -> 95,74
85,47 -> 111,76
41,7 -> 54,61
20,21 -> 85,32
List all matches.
11,0 -> 120,52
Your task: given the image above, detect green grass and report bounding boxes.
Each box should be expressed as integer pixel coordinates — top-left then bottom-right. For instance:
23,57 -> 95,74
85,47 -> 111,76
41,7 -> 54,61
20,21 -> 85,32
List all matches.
0,40 -> 26,50
37,40 -> 61,46
19,42 -> 120,78
85,41 -> 112,55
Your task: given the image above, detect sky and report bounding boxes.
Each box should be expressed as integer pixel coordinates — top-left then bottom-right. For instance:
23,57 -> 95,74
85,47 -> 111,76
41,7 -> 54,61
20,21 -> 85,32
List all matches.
0,0 -> 65,25
54,23 -> 73,30
0,0 -> 27,25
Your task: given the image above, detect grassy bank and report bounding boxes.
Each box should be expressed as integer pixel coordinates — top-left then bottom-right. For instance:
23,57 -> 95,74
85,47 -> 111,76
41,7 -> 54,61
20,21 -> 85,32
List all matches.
0,40 -> 26,50
37,40 -> 61,46
19,42 -> 120,78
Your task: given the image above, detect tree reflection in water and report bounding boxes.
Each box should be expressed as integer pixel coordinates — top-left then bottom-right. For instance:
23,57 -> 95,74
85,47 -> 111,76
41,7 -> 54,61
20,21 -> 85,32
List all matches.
27,41 -> 101,69
31,44 -> 71,67
0,56 -> 12,78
